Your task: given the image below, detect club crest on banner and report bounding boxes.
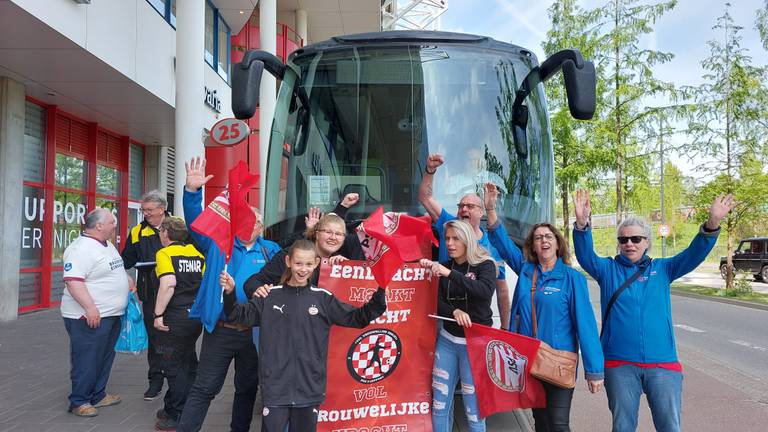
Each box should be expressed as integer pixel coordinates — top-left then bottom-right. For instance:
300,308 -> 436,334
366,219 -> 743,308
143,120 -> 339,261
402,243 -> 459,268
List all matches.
486,340 -> 527,392
346,328 -> 402,384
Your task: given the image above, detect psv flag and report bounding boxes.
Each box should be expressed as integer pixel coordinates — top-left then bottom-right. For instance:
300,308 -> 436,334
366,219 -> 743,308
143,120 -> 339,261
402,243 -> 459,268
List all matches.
190,161 -> 259,261
465,324 -> 546,417
355,206 -> 437,287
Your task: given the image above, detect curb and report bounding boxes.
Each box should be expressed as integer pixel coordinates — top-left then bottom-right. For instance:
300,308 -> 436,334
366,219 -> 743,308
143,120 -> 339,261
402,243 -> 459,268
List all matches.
671,289 -> 768,312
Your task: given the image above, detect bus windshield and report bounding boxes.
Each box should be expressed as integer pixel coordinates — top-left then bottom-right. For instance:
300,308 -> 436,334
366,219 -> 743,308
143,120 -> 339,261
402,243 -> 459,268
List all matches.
264,43 -> 554,245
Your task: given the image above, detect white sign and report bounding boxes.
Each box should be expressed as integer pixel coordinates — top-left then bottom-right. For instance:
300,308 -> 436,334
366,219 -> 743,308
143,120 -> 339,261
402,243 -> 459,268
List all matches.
210,118 -> 250,146
308,176 -> 331,206
658,224 -> 670,237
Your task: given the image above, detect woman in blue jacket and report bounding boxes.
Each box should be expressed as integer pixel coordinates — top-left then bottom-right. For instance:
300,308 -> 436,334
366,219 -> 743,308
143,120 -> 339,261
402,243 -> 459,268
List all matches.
572,189 -> 734,432
484,183 -> 604,432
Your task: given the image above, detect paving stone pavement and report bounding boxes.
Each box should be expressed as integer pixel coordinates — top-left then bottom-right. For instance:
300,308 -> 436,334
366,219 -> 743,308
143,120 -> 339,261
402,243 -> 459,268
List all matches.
0,309 -> 531,431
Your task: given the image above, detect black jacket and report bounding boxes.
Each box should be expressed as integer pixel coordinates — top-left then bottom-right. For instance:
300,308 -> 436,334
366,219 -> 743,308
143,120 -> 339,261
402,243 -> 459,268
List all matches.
122,216 -> 169,302
224,283 -> 386,406
437,259 -> 497,338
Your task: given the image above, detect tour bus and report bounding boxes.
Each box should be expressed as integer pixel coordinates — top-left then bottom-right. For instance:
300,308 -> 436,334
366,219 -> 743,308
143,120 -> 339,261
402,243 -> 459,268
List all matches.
232,31 -> 596,245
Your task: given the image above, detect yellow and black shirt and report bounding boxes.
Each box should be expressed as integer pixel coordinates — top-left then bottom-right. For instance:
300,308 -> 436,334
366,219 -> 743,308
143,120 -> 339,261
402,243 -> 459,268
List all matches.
155,242 -> 205,319
122,219 -> 165,302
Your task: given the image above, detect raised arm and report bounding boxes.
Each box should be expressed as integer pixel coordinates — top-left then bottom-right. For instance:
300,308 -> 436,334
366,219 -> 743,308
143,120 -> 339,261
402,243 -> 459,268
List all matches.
664,193 -> 735,280
418,154 -> 445,221
183,157 -> 215,251
486,215 -> 525,274
572,189 -> 610,280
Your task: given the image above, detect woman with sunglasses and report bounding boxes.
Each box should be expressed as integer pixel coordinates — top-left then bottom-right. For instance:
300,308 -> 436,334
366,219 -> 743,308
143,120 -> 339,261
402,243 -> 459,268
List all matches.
484,184 -> 604,432
419,219 -> 497,432
572,189 -> 735,432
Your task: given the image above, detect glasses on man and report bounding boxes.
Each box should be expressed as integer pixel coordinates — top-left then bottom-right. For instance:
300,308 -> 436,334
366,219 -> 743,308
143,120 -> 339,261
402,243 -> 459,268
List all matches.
141,205 -> 160,214
617,236 -> 647,244
317,229 -> 345,238
456,203 -> 481,210
533,234 -> 556,243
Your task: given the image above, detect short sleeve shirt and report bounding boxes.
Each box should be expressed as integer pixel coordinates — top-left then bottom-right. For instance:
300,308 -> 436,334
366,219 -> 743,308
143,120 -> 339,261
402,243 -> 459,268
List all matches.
434,209 -> 506,280
61,235 -> 130,319
156,243 -> 205,318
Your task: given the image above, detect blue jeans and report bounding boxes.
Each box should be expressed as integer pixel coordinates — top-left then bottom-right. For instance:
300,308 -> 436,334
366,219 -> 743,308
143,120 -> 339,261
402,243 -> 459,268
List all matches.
605,365 -> 683,432
63,316 -> 121,409
431,331 -> 485,432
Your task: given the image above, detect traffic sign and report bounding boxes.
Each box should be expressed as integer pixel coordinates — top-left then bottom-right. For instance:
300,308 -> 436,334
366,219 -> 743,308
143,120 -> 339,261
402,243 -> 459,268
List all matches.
210,118 -> 250,146
658,224 -> 670,237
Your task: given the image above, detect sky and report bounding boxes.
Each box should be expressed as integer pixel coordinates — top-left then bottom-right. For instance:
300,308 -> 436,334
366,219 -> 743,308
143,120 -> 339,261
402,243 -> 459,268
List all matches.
440,0 -> 768,181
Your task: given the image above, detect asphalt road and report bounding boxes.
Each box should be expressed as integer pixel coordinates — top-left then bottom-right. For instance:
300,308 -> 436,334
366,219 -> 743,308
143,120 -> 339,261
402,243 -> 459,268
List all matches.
568,278 -> 768,431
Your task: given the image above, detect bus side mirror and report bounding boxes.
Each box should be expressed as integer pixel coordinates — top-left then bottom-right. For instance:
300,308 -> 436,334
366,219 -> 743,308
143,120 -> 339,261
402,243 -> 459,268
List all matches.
562,60 -> 596,120
232,50 -> 286,119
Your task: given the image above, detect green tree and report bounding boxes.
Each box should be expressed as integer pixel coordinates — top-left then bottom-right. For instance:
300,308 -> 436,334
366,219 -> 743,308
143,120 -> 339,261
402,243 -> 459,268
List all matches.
686,3 -> 768,289
757,0 -> 768,50
543,0 -> 612,239
597,0 -> 677,221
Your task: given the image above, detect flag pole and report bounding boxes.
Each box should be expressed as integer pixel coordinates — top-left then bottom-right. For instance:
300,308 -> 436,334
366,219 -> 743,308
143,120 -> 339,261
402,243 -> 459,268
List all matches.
428,314 -> 457,323
220,262 -> 228,303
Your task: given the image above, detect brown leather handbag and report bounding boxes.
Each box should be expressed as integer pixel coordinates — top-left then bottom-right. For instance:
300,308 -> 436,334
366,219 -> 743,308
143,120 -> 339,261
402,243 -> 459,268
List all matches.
528,268 -> 579,389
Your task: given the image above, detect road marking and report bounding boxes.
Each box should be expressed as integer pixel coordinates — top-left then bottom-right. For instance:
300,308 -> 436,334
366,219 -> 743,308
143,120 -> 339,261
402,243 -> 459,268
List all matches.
730,340 -> 768,353
674,324 -> 706,333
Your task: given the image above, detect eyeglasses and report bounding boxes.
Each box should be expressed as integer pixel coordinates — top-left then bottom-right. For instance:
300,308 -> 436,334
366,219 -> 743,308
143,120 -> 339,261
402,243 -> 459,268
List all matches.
617,236 -> 647,244
141,206 -> 161,214
317,229 -> 345,238
456,203 -> 481,210
533,234 -> 556,243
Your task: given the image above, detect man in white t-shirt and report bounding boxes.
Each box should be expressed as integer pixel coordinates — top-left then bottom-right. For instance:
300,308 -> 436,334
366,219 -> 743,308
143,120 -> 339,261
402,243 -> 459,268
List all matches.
62,207 -> 132,417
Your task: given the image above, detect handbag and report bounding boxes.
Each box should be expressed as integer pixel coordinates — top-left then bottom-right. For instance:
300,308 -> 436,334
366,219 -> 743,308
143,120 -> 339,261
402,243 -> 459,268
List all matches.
528,268 -> 579,388
114,292 -> 149,355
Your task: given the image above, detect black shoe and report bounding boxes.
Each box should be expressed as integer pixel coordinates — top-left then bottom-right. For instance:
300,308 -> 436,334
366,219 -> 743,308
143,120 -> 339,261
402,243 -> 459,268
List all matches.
156,408 -> 171,420
144,384 -> 162,401
155,417 -> 178,431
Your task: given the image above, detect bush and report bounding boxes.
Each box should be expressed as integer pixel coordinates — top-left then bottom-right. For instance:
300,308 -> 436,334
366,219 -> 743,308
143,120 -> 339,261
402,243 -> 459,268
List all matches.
731,270 -> 754,295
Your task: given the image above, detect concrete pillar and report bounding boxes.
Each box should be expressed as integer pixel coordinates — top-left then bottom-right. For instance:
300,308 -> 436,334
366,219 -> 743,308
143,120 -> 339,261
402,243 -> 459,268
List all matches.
296,9 -> 307,45
0,77 -> 25,321
258,0 -> 276,211
174,0 -> 206,213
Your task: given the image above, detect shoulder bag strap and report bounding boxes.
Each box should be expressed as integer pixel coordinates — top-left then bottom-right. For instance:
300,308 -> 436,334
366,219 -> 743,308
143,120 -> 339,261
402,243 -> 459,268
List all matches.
530,268 -> 539,338
600,259 -> 651,339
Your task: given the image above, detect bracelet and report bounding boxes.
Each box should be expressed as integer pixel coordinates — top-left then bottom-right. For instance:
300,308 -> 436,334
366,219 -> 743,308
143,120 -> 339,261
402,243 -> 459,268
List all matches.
425,167 -> 436,175
486,207 -> 495,211
153,312 -> 164,318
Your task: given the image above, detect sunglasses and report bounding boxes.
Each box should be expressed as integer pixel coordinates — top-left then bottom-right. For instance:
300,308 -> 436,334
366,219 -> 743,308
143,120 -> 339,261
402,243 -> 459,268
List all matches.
617,236 -> 647,244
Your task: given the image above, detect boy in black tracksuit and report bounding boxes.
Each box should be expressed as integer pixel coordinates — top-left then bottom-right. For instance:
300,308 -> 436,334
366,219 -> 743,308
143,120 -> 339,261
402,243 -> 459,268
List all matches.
222,239 -> 386,431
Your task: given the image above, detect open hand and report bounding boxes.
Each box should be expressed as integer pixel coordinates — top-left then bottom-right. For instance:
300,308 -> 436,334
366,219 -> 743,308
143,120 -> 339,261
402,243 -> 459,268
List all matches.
706,193 -> 736,229
305,207 -> 323,230
574,189 -> 591,229
185,157 -> 214,192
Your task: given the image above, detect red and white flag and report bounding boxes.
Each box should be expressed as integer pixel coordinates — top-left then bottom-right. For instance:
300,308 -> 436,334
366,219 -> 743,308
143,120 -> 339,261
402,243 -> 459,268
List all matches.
190,161 -> 259,261
464,324 -> 546,417
355,206 -> 437,287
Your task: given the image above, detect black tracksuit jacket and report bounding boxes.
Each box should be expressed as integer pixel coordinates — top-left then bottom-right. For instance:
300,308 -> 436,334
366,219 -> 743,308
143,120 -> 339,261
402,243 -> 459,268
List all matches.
223,283 -> 386,407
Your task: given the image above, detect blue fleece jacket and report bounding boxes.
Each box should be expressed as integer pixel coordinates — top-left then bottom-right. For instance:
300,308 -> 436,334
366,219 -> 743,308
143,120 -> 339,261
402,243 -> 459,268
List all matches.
487,221 -> 604,380
183,188 -> 281,333
572,223 -> 719,363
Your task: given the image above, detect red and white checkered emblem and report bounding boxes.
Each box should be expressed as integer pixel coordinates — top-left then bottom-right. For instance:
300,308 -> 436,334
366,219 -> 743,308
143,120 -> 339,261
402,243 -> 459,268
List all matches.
346,329 -> 402,384
486,340 -> 527,392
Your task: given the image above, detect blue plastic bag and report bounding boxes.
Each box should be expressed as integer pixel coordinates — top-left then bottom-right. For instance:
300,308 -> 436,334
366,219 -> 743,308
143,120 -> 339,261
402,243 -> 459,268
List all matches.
115,292 -> 148,354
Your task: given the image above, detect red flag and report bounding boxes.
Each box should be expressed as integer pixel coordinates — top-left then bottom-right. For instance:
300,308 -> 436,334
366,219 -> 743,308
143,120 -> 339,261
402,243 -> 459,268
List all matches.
464,324 -> 546,417
190,161 -> 258,261
355,206 -> 437,287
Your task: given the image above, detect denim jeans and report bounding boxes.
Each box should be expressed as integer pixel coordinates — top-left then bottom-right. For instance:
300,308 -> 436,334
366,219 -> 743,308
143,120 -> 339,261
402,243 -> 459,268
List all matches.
532,381 -> 575,432
63,316 -> 121,409
155,316 -> 202,419
177,326 -> 259,432
431,331 -> 485,432
605,365 -> 683,432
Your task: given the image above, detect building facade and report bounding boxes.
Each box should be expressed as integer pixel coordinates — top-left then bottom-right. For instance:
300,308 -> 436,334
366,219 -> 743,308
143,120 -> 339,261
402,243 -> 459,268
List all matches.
0,0 -> 380,320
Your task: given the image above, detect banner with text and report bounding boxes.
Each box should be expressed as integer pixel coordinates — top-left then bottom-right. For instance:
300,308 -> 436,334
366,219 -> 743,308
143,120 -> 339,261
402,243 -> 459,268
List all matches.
318,260 -> 437,432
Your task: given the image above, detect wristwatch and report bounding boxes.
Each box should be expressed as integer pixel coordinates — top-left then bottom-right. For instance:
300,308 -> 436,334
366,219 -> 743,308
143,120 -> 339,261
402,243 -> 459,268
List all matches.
153,312 -> 164,318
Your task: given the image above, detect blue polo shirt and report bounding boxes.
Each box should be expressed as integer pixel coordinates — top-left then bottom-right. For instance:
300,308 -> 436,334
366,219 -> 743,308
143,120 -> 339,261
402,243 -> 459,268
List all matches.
434,209 -> 506,279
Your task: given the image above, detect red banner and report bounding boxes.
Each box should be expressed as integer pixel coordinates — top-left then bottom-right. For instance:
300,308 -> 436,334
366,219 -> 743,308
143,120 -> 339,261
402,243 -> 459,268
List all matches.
464,324 -> 546,417
318,260 -> 437,432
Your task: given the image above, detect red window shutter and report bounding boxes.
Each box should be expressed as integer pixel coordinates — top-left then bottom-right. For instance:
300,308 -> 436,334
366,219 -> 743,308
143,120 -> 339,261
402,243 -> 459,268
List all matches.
56,114 -> 88,157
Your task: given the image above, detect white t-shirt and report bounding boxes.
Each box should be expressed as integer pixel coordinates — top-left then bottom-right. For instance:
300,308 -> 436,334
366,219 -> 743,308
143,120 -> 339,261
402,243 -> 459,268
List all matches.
61,235 -> 130,319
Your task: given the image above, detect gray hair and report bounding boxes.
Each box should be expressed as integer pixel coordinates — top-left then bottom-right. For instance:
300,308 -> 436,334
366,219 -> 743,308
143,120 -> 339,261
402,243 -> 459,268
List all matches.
141,190 -> 167,209
617,216 -> 653,251
84,208 -> 111,230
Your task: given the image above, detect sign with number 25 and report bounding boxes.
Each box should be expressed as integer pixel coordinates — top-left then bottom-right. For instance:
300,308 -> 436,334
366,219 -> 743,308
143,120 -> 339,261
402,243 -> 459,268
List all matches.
210,118 -> 250,146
